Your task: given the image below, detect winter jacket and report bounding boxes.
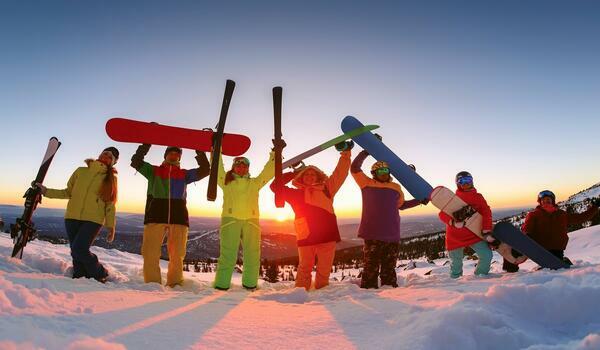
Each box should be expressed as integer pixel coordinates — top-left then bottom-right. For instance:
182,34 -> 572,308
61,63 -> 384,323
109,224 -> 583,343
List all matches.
270,151 -> 351,246
217,152 -> 275,220
522,205 -> 599,250
352,150 -> 419,242
131,145 -> 209,226
438,188 -> 492,251
45,160 -> 117,229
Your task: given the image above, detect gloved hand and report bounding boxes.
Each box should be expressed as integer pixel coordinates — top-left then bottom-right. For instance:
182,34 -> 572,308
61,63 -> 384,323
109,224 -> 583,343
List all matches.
107,227 -> 116,243
272,138 -> 287,151
591,197 -> 600,208
453,205 -> 475,222
449,219 -> 465,229
335,140 -> 354,152
35,182 -> 47,195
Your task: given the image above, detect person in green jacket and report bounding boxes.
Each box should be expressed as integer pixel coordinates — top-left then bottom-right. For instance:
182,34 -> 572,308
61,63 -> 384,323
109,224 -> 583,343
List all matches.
37,147 -> 119,282
213,139 -> 286,290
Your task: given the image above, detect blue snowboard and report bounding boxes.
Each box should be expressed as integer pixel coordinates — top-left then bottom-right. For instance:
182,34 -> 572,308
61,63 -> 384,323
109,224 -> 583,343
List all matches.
493,222 -> 569,269
341,116 -> 433,201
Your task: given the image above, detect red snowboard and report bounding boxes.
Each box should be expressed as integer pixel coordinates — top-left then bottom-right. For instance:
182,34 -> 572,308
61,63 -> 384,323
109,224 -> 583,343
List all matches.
106,118 -> 251,156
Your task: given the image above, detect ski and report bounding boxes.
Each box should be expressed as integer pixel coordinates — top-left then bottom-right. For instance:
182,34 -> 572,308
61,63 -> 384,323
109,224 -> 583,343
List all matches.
207,79 -> 236,202
11,137 -> 62,259
273,86 -> 284,208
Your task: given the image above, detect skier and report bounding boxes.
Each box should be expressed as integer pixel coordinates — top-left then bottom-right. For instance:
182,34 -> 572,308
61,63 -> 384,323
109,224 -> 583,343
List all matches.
503,190 -> 600,272
213,139 -> 285,291
130,144 -> 210,287
351,150 -> 427,289
270,142 -> 352,291
437,171 -> 494,278
36,147 -> 120,282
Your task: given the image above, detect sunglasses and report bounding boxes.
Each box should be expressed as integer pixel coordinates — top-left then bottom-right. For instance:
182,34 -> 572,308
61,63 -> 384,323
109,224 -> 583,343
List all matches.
375,167 -> 390,175
456,176 -> 473,185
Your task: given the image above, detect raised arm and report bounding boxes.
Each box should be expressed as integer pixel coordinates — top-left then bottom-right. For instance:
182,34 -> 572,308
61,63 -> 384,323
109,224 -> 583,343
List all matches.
253,151 -> 276,189
326,150 -> 351,196
186,151 -> 211,184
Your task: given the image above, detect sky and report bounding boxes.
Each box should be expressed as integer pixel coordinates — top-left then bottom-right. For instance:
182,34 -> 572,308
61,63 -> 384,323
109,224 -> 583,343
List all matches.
1,0 -> 599,221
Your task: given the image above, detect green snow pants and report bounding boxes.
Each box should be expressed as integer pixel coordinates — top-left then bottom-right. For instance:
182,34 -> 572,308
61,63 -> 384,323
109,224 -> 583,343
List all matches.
213,217 -> 261,290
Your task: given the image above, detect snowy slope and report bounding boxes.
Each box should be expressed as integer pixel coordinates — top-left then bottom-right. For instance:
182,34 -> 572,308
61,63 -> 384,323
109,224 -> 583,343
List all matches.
1,227 -> 600,350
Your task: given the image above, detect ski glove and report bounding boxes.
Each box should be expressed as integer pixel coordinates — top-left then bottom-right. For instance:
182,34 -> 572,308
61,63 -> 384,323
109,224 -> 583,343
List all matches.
131,143 -> 151,170
452,205 -> 476,222
272,138 -> 287,151
35,182 -> 47,195
335,140 -> 354,152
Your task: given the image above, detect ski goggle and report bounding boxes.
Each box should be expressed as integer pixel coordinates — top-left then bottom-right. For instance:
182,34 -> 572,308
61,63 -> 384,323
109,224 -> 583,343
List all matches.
233,157 -> 250,166
538,190 -> 555,200
456,176 -> 473,185
375,167 -> 390,175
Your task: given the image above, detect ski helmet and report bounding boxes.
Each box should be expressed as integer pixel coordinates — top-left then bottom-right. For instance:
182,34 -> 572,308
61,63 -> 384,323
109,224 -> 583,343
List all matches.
164,146 -> 182,159
537,190 -> 556,204
455,171 -> 473,185
371,161 -> 389,172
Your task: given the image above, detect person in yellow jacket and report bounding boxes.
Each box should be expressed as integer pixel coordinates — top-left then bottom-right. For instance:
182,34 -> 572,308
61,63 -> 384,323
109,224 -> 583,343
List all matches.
37,147 -> 119,282
213,139 -> 286,290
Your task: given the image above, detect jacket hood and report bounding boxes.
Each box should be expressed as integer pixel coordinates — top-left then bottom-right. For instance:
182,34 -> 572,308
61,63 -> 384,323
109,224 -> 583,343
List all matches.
292,165 -> 328,189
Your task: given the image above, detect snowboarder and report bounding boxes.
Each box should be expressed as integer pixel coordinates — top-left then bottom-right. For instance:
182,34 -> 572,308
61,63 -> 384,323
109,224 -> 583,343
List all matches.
351,150 -> 427,288
130,144 -> 210,287
270,142 -> 352,291
213,139 -> 285,291
437,171 -> 494,278
503,190 -> 600,272
36,147 -> 120,282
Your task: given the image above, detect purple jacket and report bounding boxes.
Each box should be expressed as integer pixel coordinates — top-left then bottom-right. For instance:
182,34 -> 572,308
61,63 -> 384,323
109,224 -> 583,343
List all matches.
351,151 -> 420,242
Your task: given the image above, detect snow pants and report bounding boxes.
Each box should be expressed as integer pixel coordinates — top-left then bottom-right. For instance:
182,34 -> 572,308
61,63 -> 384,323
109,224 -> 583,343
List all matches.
448,241 -> 492,278
296,241 -> 337,291
214,217 -> 261,290
142,223 -> 188,287
65,219 -> 108,281
361,239 -> 400,289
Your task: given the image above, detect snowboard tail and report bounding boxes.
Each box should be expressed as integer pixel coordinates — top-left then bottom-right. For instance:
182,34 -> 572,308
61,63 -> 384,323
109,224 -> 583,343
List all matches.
493,222 -> 569,269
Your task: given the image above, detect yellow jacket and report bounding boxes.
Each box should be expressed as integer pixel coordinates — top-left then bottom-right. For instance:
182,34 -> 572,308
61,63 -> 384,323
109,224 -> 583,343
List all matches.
217,152 -> 275,220
45,160 -> 117,228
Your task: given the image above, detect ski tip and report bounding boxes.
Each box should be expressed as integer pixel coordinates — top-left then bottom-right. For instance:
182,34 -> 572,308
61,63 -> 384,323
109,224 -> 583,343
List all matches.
226,79 -> 236,86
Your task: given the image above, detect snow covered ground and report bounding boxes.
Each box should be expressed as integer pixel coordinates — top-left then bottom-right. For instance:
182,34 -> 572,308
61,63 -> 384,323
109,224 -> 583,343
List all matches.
1,227 -> 600,350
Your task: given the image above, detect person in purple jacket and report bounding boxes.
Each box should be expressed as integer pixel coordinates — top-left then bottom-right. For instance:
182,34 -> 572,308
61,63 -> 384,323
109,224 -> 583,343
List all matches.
352,150 -> 427,288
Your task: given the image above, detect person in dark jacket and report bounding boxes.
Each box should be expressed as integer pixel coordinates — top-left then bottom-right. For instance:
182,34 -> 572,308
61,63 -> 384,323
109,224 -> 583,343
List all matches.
351,150 -> 427,288
270,143 -> 351,290
131,144 -> 209,287
503,190 -> 600,272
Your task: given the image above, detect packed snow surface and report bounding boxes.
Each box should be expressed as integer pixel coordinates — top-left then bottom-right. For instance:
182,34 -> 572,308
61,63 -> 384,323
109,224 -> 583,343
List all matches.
1,226 -> 600,350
